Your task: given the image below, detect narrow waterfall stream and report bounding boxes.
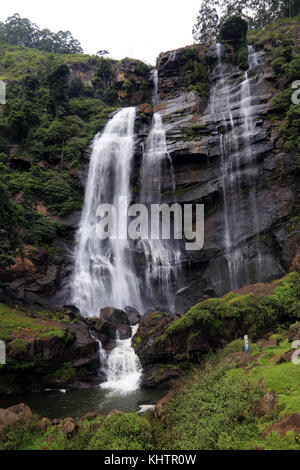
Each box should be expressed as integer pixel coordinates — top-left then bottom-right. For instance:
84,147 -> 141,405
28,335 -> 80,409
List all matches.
138,111 -> 181,311
209,44 -> 265,290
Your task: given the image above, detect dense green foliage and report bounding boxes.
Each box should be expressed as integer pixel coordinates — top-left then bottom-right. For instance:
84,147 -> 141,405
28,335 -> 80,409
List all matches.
0,13 -> 83,54
0,41 -> 117,266
167,272 -> 300,338
249,16 -> 300,174
0,412 -> 154,450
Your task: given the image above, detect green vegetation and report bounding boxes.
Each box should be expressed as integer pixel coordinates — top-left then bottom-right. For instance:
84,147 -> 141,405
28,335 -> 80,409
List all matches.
0,302 -> 67,343
167,272 -> 300,337
1,326 -> 300,450
0,273 -> 300,449
0,40 -> 117,266
0,412 -> 154,450
177,47 -> 209,96
0,13 -> 83,54
152,331 -> 300,450
193,1 -> 300,45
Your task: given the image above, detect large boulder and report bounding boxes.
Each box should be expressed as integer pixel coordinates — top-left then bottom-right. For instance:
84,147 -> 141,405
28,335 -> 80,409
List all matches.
0,409 -> 20,430
0,310 -> 101,396
132,309 -> 175,365
288,322 -> 300,342
7,403 -> 32,420
220,16 -> 248,44
255,391 -> 277,416
125,306 -> 141,326
99,307 -> 131,340
0,403 -> 32,431
87,307 -> 133,352
100,307 -> 129,325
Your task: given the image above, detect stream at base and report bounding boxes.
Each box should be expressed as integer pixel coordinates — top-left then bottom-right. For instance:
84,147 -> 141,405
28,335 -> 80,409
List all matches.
0,387 -> 166,420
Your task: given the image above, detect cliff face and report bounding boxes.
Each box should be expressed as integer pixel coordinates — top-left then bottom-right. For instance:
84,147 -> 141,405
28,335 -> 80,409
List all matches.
1,30 -> 299,316
145,42 -> 299,313
0,49 -> 152,309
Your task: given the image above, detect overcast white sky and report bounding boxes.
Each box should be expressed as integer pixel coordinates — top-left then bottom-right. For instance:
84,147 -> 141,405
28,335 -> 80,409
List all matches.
1,0 -> 201,64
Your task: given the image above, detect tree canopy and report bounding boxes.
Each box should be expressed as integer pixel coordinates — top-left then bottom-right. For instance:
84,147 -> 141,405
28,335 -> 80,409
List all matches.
0,13 -> 83,54
193,0 -> 300,44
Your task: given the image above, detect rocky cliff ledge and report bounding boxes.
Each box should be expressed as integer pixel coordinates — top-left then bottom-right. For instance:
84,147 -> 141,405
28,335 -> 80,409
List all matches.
0,304 -> 101,396
133,272 -> 300,388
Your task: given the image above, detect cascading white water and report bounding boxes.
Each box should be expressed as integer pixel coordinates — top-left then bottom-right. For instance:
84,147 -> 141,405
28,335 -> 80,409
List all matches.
138,112 -> 181,310
73,107 -> 143,316
72,69 -> 183,391
73,102 -> 180,390
101,325 -> 142,392
151,69 -> 161,107
209,44 -> 265,290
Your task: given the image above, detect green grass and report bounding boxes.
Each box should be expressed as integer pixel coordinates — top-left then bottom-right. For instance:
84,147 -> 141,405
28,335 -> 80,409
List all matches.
1,325 -> 300,450
0,303 -> 66,343
151,333 -> 300,450
0,42 -> 99,81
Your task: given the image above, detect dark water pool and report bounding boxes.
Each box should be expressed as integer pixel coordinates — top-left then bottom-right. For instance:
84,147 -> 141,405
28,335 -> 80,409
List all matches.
0,386 -> 166,420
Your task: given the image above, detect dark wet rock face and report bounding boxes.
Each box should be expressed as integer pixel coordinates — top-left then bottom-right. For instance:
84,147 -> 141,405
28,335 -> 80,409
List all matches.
125,306 -> 141,326
0,311 -> 101,397
152,43 -> 297,313
87,307 -> 134,352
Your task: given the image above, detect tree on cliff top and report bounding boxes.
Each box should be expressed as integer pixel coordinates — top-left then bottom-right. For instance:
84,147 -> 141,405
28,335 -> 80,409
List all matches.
0,13 -> 83,54
193,0 -> 300,44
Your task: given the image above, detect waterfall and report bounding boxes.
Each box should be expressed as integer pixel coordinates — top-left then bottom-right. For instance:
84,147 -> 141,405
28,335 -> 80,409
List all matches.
73,107 -> 142,317
73,101 -> 180,316
209,44 -> 265,290
72,67 -> 183,391
72,94 -> 180,390
151,69 -> 161,107
138,112 -> 181,310
100,325 -> 142,392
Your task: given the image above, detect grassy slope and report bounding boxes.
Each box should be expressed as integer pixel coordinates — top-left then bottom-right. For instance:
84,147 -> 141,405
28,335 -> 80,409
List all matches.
152,333 -> 300,450
0,271 -> 300,449
0,302 -> 68,343
0,42 -> 100,81
1,319 -> 299,450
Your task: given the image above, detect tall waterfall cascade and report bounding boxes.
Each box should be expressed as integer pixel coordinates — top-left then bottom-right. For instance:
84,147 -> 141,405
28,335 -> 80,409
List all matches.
208,44 -> 266,290
73,107 -> 142,317
72,71 -> 181,390
73,69 -> 181,317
